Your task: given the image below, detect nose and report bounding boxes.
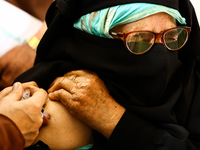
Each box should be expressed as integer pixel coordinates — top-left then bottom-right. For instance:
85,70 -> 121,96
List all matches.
154,34 -> 163,43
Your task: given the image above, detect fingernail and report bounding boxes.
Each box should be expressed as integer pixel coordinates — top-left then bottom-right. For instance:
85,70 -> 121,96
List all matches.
13,82 -> 20,90
48,92 -> 52,97
47,89 -> 50,93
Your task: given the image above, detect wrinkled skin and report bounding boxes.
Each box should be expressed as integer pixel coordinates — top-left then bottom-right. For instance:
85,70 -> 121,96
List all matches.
48,70 -> 126,139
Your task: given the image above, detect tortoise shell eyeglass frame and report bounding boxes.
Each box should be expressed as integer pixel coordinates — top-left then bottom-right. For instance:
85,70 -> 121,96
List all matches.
109,26 -> 191,55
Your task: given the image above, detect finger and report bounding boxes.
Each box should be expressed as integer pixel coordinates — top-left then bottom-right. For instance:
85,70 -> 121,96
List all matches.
64,70 -> 97,81
22,81 -> 39,98
64,70 -> 88,77
24,131 -> 39,148
49,76 -> 63,89
27,85 -> 44,96
22,81 -> 39,90
27,86 -> 48,108
6,82 -> 23,101
48,88 -> 64,101
48,88 -> 71,106
48,77 -> 76,94
49,89 -> 75,114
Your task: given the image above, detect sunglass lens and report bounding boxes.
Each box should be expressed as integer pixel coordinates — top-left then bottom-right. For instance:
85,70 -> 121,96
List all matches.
164,28 -> 188,50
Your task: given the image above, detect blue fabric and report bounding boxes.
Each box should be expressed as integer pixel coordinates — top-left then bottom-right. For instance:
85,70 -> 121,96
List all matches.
74,3 -> 186,38
75,144 -> 93,150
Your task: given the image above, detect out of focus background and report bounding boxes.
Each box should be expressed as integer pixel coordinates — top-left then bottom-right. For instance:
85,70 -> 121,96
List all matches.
190,0 -> 200,25
0,0 -> 53,90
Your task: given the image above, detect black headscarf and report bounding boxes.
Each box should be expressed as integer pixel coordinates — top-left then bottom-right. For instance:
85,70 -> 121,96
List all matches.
15,0 -> 200,145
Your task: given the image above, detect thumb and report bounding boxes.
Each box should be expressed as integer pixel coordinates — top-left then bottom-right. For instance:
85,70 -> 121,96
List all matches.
9,82 -> 23,101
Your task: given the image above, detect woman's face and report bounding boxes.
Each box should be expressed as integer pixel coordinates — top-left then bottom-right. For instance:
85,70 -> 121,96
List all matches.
111,12 -> 176,43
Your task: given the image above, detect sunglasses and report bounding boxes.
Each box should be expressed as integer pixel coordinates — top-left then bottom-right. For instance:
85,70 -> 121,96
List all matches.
110,26 -> 191,55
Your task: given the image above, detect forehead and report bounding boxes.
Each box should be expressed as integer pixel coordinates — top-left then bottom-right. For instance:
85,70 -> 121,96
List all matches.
111,12 -> 176,33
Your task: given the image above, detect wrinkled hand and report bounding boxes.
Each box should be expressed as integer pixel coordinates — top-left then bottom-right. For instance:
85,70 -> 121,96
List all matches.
0,44 -> 36,89
0,82 -> 48,147
48,70 -> 125,139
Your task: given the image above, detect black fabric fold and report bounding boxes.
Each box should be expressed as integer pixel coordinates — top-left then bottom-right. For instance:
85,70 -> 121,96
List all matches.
24,141 -> 50,150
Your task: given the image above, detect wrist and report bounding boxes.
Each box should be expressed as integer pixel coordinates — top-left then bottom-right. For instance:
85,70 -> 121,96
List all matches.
99,100 -> 126,139
27,22 -> 47,51
27,36 -> 40,51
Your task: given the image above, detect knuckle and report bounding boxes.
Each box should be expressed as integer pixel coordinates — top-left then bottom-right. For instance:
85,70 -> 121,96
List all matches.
39,88 -> 48,97
32,118 -> 43,131
57,88 -> 65,96
28,132 -> 39,145
38,87 -> 46,93
31,130 -> 39,138
32,103 -> 42,111
38,117 -> 43,127
71,86 -> 77,94
59,77 -> 66,87
73,101 -> 82,108
35,130 -> 40,137
25,141 -> 32,147
29,81 -> 38,87
86,75 -> 98,85
53,89 -> 66,100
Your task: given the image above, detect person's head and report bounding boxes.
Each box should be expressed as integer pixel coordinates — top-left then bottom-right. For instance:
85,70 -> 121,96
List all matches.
74,2 -> 190,55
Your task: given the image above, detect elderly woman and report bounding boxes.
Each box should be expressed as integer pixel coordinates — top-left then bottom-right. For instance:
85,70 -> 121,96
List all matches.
15,0 -> 200,149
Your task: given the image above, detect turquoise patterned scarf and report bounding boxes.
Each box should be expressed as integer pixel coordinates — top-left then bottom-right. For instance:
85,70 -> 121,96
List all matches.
74,3 -> 186,38
75,144 -> 93,150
